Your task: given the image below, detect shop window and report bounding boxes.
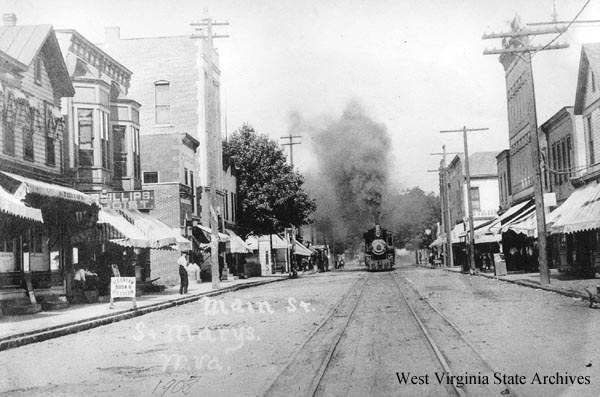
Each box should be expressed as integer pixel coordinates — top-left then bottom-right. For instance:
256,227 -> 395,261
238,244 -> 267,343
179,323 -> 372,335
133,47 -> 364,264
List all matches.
155,82 -> 170,124
143,171 -> 158,184
78,108 -> 94,166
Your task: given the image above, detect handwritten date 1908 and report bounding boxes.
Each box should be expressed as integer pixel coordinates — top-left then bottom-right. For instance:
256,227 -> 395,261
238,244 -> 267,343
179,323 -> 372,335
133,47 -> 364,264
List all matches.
152,378 -> 199,396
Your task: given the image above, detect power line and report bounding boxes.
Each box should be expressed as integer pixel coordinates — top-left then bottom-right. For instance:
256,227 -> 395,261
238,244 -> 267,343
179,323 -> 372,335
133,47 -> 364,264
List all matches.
532,0 -> 593,57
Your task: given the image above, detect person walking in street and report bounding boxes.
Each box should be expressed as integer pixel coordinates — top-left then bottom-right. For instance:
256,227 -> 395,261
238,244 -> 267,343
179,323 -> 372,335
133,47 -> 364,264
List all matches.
178,252 -> 189,294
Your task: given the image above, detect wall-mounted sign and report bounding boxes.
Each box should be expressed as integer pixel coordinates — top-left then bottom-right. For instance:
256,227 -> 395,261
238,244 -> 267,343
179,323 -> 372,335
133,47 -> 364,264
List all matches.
90,190 -> 154,210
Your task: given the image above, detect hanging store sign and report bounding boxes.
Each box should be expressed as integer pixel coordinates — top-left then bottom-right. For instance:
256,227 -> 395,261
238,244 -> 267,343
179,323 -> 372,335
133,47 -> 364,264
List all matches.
90,190 -> 155,210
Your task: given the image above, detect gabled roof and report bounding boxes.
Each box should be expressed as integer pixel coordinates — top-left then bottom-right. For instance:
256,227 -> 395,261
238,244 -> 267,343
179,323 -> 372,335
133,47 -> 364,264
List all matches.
574,44 -> 600,115
0,24 -> 74,97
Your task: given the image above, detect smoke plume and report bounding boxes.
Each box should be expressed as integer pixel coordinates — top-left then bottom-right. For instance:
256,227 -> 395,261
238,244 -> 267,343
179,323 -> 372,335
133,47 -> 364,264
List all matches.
301,100 -> 392,248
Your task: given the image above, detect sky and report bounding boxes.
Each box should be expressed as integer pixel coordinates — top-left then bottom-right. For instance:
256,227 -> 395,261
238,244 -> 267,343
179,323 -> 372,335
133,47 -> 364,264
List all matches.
4,0 -> 600,193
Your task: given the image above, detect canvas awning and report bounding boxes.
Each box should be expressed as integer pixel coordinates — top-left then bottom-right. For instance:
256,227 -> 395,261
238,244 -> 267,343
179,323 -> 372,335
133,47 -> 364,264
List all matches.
97,209 -> 150,248
293,239 -> 313,256
225,228 -> 250,253
0,185 -> 43,222
0,171 -> 96,206
487,200 -> 534,234
429,235 -> 446,248
195,224 -> 230,242
245,234 -> 290,250
548,181 -> 600,234
172,228 -> 192,251
500,204 -> 537,235
119,209 -> 178,248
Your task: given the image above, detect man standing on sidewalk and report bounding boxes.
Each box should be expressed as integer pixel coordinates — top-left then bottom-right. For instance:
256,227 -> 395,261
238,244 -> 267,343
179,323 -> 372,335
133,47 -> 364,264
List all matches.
178,252 -> 189,294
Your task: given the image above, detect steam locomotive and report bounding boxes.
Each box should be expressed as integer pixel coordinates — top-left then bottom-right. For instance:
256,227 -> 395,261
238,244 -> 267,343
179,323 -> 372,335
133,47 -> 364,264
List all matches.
363,224 -> 395,271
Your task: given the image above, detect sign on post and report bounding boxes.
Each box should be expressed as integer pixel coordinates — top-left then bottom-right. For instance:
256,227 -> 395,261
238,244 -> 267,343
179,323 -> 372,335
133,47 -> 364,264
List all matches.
109,277 -> 137,309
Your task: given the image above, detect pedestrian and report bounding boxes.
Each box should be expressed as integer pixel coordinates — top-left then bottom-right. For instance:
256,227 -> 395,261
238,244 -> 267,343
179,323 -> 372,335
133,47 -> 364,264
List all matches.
178,252 -> 189,294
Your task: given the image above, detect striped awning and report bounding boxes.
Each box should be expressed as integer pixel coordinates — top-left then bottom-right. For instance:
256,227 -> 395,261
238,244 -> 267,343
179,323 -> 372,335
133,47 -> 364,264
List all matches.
548,181 -> 600,234
0,185 -> 43,222
196,224 -> 230,242
118,209 -> 178,248
97,209 -> 149,248
1,171 -> 96,206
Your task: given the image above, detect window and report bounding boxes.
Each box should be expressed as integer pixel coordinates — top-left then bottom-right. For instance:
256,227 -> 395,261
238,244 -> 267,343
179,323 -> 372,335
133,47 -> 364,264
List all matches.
184,167 -> 189,186
551,144 -> 558,185
470,187 -> 480,212
45,104 -> 55,166
23,107 -> 34,161
113,125 -> 127,179
100,111 -> 109,169
593,71 -> 597,93
2,92 -> 15,155
78,108 -> 94,166
143,171 -> 158,184
155,82 -> 170,124
588,115 -> 595,165
566,136 -> 572,179
190,171 -> 195,213
133,127 -> 140,180
34,57 -> 42,85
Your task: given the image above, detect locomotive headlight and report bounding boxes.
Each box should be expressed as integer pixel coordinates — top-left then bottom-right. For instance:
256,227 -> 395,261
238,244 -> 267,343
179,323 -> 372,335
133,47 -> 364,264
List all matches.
372,239 -> 386,255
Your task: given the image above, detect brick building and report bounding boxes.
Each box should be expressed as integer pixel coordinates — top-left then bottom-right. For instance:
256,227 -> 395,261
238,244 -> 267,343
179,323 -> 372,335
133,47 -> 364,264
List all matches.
140,132 -> 198,284
100,23 -> 236,229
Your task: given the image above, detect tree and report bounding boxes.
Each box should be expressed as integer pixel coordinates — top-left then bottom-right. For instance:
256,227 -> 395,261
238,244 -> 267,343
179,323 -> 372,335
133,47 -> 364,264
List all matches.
381,187 -> 440,250
223,124 -> 316,237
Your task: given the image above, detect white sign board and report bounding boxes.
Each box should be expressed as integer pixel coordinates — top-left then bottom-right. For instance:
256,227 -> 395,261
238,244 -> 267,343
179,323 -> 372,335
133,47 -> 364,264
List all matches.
109,277 -> 137,309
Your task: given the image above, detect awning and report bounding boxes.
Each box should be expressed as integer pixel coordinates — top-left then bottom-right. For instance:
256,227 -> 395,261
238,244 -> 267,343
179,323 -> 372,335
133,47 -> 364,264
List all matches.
548,181 -> 600,234
225,228 -> 250,253
429,235 -> 446,248
245,234 -> 290,250
118,209 -> 178,248
293,239 -> 313,256
0,185 -> 43,222
500,204 -> 536,235
0,171 -> 96,206
172,228 -> 192,251
487,200 -> 534,234
195,224 -> 230,242
97,209 -> 149,248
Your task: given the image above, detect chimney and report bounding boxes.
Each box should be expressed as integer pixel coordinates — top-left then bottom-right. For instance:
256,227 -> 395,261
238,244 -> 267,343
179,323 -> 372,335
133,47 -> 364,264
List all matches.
104,26 -> 120,43
3,13 -> 16,27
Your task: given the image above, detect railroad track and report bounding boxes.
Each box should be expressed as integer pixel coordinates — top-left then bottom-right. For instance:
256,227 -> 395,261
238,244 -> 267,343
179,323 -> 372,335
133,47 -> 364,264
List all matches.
263,270 -> 517,397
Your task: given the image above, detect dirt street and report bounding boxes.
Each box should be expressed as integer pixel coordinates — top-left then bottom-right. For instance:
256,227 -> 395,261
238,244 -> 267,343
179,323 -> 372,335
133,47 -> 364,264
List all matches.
1,265 -> 599,396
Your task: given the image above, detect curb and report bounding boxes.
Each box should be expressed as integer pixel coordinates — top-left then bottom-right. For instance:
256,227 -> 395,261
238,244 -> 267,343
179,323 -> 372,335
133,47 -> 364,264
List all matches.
0,277 -> 286,352
440,267 -> 590,302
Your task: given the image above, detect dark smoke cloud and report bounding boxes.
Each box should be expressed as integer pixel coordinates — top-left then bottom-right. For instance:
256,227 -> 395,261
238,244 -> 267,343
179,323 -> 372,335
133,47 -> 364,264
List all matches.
301,100 -> 392,247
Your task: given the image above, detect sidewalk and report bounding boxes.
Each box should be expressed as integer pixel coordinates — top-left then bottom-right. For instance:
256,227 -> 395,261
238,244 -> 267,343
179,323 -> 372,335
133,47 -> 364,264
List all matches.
0,275 -> 287,351
441,265 -> 600,301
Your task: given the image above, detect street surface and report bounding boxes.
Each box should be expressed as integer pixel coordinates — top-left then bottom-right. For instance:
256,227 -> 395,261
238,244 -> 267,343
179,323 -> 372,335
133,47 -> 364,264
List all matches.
1,262 -> 599,396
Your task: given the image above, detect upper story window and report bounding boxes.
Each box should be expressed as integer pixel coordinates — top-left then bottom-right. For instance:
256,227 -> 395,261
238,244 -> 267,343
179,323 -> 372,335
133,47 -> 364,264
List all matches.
593,71 -> 596,93
78,108 -> 94,167
587,115 -> 595,165
34,57 -> 42,85
470,187 -> 480,212
155,81 -> 170,124
143,171 -> 158,184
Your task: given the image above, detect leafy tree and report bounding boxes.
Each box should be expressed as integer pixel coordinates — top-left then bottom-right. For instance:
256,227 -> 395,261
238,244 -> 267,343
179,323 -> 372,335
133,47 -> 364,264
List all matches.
381,187 -> 440,250
223,124 -> 316,237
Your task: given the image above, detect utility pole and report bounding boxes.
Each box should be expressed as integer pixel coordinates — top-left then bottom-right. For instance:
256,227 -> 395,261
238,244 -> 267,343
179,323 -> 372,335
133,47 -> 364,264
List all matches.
280,134 -> 302,167
483,20 -> 569,285
191,11 -> 229,289
430,146 -> 461,267
440,127 -> 489,273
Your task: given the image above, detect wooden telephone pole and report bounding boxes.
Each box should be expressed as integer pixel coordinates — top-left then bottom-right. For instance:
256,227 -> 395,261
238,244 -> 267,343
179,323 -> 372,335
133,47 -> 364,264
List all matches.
440,127 -> 489,273
280,134 -> 302,167
483,19 -> 569,285
430,146 -> 461,267
191,11 -> 229,289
